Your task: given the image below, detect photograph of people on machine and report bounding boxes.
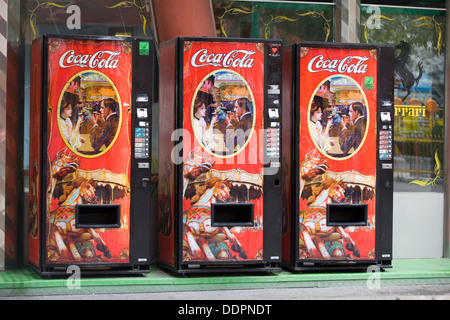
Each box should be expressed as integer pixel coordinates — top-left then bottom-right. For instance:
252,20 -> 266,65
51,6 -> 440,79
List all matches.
58,71 -> 121,156
308,76 -> 369,159
192,70 -> 256,158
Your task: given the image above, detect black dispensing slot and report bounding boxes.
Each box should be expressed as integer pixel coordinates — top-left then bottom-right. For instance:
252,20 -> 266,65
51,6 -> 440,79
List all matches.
76,204 -> 121,228
326,204 -> 367,227
211,203 -> 254,227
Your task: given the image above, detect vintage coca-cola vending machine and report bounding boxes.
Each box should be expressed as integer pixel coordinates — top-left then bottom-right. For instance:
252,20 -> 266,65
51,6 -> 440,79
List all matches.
158,37 -> 282,273
28,35 -> 154,276
282,43 -> 394,271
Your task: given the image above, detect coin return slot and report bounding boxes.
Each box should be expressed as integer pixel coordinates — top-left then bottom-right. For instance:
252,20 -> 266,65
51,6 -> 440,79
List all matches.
326,204 -> 367,227
211,203 -> 254,227
76,204 -> 121,228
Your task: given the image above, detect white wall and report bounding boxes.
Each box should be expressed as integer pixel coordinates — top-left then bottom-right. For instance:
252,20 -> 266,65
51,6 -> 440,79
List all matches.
393,192 -> 444,259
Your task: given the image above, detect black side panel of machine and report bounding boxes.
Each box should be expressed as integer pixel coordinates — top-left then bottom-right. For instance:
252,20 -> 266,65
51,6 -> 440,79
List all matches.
375,45 -> 395,264
263,40 -> 283,265
129,38 -> 154,268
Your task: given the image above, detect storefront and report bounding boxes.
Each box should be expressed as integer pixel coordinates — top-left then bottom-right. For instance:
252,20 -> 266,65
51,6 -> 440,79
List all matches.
0,0 -> 447,270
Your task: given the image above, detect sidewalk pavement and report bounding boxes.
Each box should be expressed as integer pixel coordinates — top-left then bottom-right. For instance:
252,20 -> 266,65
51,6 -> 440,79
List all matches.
1,258 -> 450,299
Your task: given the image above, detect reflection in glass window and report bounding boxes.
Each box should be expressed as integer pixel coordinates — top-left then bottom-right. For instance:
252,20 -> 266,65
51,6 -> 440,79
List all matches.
24,1 -> 152,43
361,5 -> 445,192
213,1 -> 334,44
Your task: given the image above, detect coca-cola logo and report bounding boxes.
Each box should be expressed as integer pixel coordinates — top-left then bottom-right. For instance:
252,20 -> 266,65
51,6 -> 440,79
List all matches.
59,50 -> 121,69
308,55 -> 369,74
191,49 -> 255,68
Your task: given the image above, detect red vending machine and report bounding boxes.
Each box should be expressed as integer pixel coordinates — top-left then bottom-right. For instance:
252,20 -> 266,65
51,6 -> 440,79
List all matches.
28,35 -> 154,276
158,37 -> 282,273
282,43 -> 394,271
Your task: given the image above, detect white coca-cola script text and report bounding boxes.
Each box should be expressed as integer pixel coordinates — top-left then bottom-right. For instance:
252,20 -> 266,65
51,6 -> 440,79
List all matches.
191,49 -> 255,68
307,55 -> 369,74
59,50 -> 121,69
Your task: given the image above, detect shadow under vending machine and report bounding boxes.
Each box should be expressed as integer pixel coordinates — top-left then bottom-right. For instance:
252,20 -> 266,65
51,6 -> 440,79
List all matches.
158,37 -> 282,273
28,35 -> 154,276
282,42 -> 394,271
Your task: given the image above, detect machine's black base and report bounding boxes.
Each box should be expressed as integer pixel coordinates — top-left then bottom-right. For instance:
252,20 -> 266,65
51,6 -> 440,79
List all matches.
159,261 -> 281,275
283,260 -> 392,273
32,264 -> 150,277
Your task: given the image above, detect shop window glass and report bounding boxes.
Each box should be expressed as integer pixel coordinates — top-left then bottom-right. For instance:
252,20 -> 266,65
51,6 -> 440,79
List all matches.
24,1 -> 152,41
212,1 -> 334,44
361,5 -> 445,192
